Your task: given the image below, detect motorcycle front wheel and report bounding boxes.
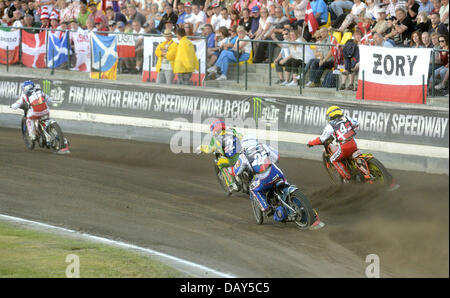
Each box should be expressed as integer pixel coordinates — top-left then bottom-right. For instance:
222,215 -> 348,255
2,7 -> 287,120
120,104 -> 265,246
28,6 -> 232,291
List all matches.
21,117 -> 35,150
322,152 -> 343,185
214,162 -> 232,196
47,122 -> 65,152
251,195 -> 264,225
289,190 -> 315,230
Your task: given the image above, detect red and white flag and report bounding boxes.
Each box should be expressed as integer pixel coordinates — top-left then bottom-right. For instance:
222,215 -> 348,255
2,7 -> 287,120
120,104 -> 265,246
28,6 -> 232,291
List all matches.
0,28 -> 20,65
22,30 -> 46,68
305,2 -> 319,34
117,34 -> 135,58
360,31 -> 374,45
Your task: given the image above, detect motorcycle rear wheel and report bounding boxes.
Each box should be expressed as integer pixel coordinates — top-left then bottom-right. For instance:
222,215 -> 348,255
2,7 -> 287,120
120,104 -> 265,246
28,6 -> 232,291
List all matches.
21,117 -> 35,150
47,123 -> 65,153
290,190 -> 315,230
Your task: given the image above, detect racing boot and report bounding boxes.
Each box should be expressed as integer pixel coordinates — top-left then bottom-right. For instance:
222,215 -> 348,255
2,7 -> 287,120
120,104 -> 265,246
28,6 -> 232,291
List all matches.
310,209 -> 325,230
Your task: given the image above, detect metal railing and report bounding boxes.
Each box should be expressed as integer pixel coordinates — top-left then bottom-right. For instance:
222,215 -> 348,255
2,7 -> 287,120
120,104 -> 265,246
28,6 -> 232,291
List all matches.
1,26 -> 208,86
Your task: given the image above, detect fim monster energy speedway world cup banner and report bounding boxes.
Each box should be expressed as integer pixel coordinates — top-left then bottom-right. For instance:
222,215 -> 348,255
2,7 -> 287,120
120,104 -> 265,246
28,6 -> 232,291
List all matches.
0,76 -> 448,148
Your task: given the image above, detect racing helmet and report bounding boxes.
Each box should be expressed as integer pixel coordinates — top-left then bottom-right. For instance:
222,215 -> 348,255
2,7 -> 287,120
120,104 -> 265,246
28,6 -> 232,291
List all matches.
326,105 -> 343,121
22,80 -> 35,94
210,119 -> 226,136
241,135 -> 258,151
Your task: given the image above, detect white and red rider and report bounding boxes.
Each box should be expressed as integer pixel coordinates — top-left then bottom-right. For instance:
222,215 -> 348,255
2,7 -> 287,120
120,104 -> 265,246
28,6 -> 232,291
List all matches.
307,105 -> 359,182
10,80 -> 52,141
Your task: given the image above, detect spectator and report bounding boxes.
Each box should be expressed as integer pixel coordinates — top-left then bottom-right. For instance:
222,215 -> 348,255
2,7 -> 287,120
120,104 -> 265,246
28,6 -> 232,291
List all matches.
106,5 -> 127,24
273,29 -> 291,84
365,0 -> 380,20
329,0 -> 354,20
213,25 -> 251,81
284,0 -> 307,31
405,0 -> 419,21
155,28 -> 178,84
440,0 -> 448,25
310,0 -> 329,27
306,27 -> 335,87
173,27 -> 199,85
203,22 -> 215,49
239,7 -> 252,33
108,20 -> 118,32
428,11 -> 449,35
340,29 -> 361,91
77,1 -> 90,29
132,19 -> 144,72
117,20 -> 125,33
421,31 -> 433,48
144,19 -> 158,34
191,3 -> 206,34
249,5 -> 260,37
128,4 -> 146,26
372,7 -> 389,35
23,13 -> 41,32
432,0 -> 441,13
157,2 -> 177,32
335,0 -> 367,33
210,3 -> 222,30
94,16 -> 109,35
88,1 -> 108,26
40,10 -> 51,28
410,30 -> 424,47
373,31 -> 395,47
384,7 -> 414,46
207,26 -> 228,70
252,6 -> 272,63
386,0 -> 403,18
434,34 -> 449,89
230,9 -> 240,27
205,5 -> 214,24
7,0 -> 22,19
183,21 -> 194,35
86,17 -> 95,32
182,2 -> 194,26
416,11 -> 431,32
175,2 -> 185,26
418,0 -> 435,15
11,7 -> 22,27
217,7 -> 231,29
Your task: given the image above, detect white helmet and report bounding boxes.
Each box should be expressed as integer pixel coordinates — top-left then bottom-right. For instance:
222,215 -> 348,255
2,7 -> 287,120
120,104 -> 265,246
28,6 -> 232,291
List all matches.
241,135 -> 258,151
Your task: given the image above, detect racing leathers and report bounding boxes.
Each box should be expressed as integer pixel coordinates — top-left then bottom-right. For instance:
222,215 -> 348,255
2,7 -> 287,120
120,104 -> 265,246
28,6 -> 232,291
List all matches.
231,143 -> 285,212
11,88 -> 52,140
308,116 -> 360,180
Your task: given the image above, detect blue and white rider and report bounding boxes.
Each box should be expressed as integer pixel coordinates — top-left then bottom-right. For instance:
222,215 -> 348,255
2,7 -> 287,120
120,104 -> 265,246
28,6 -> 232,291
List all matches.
230,136 -> 285,216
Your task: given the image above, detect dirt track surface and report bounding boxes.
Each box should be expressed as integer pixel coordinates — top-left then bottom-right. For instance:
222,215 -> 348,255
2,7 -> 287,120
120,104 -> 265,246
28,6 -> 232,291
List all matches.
0,127 -> 448,277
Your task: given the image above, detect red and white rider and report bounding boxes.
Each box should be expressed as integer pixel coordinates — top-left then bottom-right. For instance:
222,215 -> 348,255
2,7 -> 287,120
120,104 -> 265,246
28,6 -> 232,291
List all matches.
10,81 -> 52,141
307,105 -> 359,181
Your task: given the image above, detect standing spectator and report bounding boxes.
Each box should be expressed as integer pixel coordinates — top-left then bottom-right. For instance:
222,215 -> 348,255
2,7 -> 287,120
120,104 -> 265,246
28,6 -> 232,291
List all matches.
306,27 -> 335,87
155,28 -> 178,84
405,0 -> 420,21
173,27 -> 199,85
386,0 -> 403,18
128,4 -> 146,26
214,25 -> 251,81
252,6 -> 272,63
40,10 -> 50,28
440,0 -> 449,25
249,5 -> 260,37
340,29 -> 362,90
217,7 -> 231,29
239,7 -> 252,33
132,19 -> 144,72
157,2 -> 177,32
94,16 -> 109,35
418,0 -> 435,15
310,0 -> 329,27
428,11 -> 449,35
210,3 -> 222,30
106,5 -> 127,24
77,1 -> 90,29
410,30 -> 424,47
329,0 -> 354,20
88,1 -> 108,26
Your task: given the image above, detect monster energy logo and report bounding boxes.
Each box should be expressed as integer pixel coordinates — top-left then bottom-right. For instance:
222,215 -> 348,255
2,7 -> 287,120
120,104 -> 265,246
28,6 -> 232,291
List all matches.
253,97 -> 263,126
42,80 -> 51,94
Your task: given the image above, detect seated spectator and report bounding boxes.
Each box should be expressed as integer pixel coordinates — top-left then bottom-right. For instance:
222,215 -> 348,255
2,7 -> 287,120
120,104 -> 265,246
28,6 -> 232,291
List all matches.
207,26 -> 228,70
217,7 -> 232,29
335,0 -> 367,33
340,32 -> 361,90
421,31 -> 433,48
143,19 -> 159,34
410,30 -> 424,47
184,22 -> 194,36
365,0 -> 381,20
440,0 -> 449,25
175,2 -> 186,27
372,7 -> 389,35
428,11 -> 449,35
173,27 -> 199,85
373,31 -> 395,47
157,3 -> 177,32
432,0 -> 442,14
386,0 -> 403,18
212,25 -> 252,81
310,0 -> 329,26
106,5 -> 127,25
230,9 -> 240,27
191,4 -> 206,35
404,0 -> 419,22
23,13 -> 41,33
416,11 -> 431,32
306,27 -> 335,87
11,9 -> 23,27
205,5 -> 214,24
284,0 -> 307,31
155,28 -> 178,84
329,0 -> 354,20
128,4 -> 146,26
94,16 -> 109,36
434,34 -> 449,89
273,29 -> 292,84
210,3 -> 222,30
384,7 -> 414,46
239,8 -> 252,33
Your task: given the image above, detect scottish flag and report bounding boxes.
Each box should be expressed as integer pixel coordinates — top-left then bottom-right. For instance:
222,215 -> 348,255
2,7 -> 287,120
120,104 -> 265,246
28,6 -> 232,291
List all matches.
91,33 -> 118,80
47,32 -> 69,68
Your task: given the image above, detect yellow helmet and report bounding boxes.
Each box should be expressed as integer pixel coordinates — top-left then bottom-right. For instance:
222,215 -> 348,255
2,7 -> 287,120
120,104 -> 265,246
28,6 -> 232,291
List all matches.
326,105 -> 343,120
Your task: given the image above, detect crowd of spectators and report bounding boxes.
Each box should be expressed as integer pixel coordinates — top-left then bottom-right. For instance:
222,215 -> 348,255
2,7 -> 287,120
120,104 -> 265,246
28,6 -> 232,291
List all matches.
0,0 -> 448,91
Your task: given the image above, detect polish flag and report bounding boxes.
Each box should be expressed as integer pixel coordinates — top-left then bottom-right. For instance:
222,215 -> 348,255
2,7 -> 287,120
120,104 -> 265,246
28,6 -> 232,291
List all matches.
305,2 -> 319,34
21,30 -> 46,68
117,34 -> 135,58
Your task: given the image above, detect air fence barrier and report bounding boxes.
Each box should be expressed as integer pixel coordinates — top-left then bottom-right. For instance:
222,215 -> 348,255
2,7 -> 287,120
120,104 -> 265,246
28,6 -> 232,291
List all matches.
0,74 -> 448,174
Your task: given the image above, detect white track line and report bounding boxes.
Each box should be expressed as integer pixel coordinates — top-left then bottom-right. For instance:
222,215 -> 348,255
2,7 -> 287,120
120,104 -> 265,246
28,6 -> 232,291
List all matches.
0,214 -> 236,278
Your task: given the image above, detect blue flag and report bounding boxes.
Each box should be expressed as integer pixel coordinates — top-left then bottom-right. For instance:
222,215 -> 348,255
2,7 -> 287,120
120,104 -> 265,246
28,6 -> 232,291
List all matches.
47,32 -> 69,68
91,33 -> 118,72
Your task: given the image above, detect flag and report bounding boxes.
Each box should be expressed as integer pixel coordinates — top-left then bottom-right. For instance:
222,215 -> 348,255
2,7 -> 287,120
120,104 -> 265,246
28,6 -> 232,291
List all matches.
0,27 -> 20,65
71,29 -> 91,72
47,31 -> 69,68
22,30 -> 46,68
117,33 -> 135,58
305,2 -> 319,34
361,31 -> 374,46
90,32 -> 118,80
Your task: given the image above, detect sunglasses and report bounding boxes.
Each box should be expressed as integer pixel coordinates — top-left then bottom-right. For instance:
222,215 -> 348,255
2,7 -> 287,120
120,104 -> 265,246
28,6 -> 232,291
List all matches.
439,40 -> 446,42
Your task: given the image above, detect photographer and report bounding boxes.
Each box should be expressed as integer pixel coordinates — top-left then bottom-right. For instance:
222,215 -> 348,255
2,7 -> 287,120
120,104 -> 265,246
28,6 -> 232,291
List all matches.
384,7 -> 414,47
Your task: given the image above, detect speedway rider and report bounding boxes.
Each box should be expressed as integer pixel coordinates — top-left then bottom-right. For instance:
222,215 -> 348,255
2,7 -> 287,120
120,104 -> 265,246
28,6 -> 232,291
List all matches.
198,119 -> 243,192
307,105 -> 359,182
10,81 -> 52,142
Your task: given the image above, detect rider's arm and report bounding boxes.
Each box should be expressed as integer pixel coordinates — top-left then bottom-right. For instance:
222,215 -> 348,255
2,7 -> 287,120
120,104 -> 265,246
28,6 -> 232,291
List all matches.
231,153 -> 249,177
10,96 -> 25,110
263,144 -> 280,164
309,124 -> 334,146
348,116 -> 360,129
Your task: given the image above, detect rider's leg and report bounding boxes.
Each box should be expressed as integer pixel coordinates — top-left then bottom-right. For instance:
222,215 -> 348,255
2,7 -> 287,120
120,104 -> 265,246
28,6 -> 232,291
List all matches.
250,180 -> 269,212
26,118 -> 36,140
330,144 -> 352,180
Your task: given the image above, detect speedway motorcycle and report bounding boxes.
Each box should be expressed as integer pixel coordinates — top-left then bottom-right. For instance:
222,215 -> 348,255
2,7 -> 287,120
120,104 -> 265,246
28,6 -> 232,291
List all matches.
214,151 -> 253,196
250,179 -> 321,230
21,107 -> 70,154
322,137 -> 395,188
